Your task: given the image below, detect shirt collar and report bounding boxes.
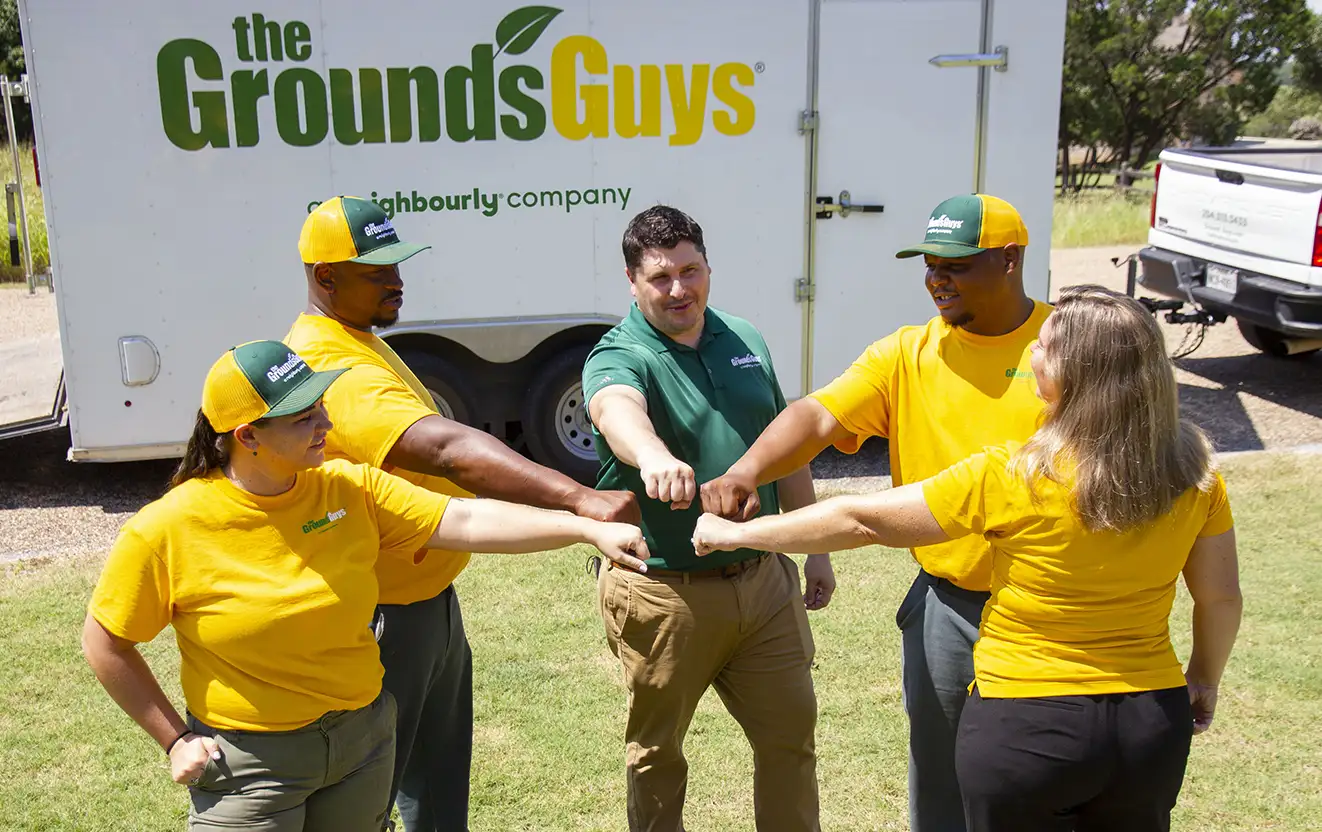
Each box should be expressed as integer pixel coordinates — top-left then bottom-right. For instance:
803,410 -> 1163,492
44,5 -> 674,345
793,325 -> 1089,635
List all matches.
626,304 -> 727,353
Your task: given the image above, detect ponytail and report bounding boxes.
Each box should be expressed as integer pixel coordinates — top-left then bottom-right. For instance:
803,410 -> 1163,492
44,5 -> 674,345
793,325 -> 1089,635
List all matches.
170,409 -> 231,489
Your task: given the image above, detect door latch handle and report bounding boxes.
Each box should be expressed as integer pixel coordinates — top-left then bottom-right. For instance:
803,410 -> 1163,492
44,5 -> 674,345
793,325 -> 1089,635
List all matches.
929,46 -> 1009,72
815,190 -> 885,220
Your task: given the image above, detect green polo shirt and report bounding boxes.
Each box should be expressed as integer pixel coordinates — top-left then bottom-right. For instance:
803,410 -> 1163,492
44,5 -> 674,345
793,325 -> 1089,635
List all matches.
583,304 -> 787,571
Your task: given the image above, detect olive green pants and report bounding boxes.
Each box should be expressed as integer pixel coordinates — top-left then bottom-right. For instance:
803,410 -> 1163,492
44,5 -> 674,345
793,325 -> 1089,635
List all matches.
185,691 -> 397,831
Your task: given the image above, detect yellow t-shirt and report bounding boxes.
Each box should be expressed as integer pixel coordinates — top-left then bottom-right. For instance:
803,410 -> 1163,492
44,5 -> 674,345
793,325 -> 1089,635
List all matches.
88,460 -> 450,731
811,302 -> 1052,591
921,444 -> 1234,698
286,312 -> 473,605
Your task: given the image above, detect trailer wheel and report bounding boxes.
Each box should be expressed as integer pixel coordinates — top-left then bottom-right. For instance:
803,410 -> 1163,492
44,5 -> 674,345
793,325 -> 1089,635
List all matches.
522,345 -> 598,485
1236,320 -> 1320,359
396,349 -> 479,425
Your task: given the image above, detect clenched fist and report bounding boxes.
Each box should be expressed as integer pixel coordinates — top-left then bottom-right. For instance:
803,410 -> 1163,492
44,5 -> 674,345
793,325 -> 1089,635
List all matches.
573,489 -> 641,525
692,512 -> 743,557
638,451 -> 697,510
700,472 -> 761,520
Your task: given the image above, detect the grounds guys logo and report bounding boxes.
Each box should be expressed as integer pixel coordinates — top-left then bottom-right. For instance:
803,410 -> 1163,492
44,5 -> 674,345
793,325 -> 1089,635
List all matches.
157,7 -> 758,151
302,508 -> 348,534
926,215 -> 964,236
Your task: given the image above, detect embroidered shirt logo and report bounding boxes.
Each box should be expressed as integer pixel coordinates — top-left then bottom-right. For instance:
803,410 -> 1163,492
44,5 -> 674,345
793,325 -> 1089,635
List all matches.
731,354 -> 763,368
302,507 -> 348,534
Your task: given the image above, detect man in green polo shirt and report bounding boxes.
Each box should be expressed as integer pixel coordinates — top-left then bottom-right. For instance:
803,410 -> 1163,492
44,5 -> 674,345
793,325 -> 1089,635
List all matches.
583,205 -> 834,832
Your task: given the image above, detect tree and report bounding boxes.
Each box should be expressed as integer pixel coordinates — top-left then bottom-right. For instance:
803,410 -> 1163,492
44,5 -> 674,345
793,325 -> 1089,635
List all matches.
1060,0 -> 1313,188
0,0 -> 29,142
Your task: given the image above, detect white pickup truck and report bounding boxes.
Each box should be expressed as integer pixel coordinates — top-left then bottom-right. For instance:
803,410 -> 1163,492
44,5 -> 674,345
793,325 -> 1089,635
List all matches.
1137,139 -> 1322,357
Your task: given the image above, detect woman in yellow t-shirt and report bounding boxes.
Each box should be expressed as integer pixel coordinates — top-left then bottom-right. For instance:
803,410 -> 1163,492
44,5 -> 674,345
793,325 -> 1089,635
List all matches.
82,341 -> 649,832
693,286 -> 1242,832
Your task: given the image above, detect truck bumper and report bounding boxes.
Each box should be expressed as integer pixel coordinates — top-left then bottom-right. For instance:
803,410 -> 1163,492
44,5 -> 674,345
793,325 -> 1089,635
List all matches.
1137,246 -> 1322,337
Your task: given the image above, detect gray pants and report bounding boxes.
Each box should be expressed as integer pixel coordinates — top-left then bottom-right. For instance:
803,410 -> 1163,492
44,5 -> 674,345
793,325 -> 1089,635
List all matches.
897,570 -> 990,832
186,692 -> 397,831
379,585 -> 473,832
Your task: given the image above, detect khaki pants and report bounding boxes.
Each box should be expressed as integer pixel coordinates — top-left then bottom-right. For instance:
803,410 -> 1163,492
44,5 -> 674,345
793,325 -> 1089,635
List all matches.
185,691 -> 397,831
599,553 -> 820,832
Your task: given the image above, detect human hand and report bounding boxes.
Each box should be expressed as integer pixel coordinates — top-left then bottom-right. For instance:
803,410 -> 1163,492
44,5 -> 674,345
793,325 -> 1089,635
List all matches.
1187,677 -> 1220,735
803,554 -> 836,610
573,489 -> 641,525
638,451 -> 696,510
692,513 -> 744,556
591,522 -> 651,572
170,733 -> 221,786
699,472 -> 761,520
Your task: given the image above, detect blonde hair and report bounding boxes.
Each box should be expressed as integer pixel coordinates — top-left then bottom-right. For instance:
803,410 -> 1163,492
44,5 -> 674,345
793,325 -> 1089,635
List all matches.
1012,285 -> 1215,533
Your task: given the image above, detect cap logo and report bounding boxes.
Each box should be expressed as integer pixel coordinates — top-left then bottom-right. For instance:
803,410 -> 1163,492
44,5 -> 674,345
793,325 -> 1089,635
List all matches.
927,214 -> 965,236
363,219 -> 398,241
266,353 -> 306,383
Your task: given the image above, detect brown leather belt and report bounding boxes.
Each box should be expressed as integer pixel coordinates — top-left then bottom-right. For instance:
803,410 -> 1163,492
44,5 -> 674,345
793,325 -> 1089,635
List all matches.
609,552 -> 772,582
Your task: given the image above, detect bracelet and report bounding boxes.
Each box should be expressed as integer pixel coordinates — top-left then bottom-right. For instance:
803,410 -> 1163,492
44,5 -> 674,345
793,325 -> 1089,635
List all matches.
165,729 -> 192,756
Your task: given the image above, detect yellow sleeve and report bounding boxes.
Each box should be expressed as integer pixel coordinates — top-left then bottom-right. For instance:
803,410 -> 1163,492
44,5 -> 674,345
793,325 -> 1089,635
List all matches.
363,465 -> 452,559
88,525 -> 172,643
322,364 -> 437,469
809,334 -> 900,453
920,451 -> 998,540
1199,473 -> 1234,537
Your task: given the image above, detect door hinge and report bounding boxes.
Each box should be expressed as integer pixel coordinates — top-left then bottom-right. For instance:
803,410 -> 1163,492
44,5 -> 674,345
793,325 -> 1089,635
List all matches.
795,278 -> 815,303
798,110 -> 818,134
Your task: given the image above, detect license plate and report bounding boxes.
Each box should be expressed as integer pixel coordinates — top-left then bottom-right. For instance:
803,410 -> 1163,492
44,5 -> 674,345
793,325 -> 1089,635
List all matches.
1206,265 -> 1238,296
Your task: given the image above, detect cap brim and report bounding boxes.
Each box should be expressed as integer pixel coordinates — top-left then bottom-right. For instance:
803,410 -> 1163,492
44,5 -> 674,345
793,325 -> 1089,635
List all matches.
351,241 -> 431,266
262,367 -> 349,420
895,241 -> 989,259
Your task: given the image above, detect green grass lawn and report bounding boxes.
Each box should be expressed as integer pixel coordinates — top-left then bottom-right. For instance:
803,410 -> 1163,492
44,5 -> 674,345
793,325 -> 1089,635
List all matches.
0,143 -> 46,283
3,450 -> 1320,830
1052,188 -> 1153,249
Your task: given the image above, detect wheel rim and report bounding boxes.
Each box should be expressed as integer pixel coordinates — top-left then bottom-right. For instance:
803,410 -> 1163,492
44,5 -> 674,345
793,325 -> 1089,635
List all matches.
553,382 -> 597,461
426,387 -> 457,421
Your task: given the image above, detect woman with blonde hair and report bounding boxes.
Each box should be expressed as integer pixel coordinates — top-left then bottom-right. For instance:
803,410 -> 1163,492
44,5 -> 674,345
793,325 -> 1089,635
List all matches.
82,340 -> 649,832
693,285 -> 1242,832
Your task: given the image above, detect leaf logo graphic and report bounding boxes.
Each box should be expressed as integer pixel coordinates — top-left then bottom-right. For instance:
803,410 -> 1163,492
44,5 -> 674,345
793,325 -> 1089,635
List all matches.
494,6 -> 564,57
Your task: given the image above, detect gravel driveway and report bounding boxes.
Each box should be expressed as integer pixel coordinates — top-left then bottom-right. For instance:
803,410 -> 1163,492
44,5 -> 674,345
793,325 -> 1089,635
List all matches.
3,247 -> 1320,562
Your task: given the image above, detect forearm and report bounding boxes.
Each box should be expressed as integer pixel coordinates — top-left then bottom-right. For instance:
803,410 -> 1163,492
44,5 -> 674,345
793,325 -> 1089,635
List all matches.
432,499 -> 601,553
82,617 -> 186,751
1186,597 -> 1243,686
597,406 -> 674,470
395,426 -> 584,511
776,466 -> 817,512
729,399 -> 844,486
721,495 -> 881,554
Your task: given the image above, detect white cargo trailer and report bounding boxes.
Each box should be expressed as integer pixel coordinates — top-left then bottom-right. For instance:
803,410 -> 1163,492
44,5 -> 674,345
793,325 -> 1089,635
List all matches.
5,0 -> 1066,482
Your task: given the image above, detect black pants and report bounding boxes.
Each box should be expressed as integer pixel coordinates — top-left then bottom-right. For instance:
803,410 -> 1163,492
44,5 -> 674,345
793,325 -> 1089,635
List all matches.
379,586 -> 474,832
955,686 -> 1193,832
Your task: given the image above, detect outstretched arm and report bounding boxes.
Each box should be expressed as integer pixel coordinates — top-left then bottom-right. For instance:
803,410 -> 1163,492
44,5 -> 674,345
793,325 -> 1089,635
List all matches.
429,497 -> 650,572
693,483 -> 951,556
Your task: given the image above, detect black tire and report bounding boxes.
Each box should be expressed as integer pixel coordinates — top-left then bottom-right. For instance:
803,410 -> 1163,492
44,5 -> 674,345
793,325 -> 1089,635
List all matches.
395,349 -> 480,426
521,345 -> 599,485
1236,320 -> 1320,360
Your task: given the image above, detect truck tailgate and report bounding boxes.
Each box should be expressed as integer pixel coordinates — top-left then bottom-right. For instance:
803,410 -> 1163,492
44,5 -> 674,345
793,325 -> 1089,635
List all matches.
1153,151 -> 1322,267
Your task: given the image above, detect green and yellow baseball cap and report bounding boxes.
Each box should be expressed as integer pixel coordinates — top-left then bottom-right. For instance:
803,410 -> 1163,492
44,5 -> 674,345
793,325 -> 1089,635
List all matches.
201,341 -> 347,433
299,196 -> 431,266
895,193 -> 1028,259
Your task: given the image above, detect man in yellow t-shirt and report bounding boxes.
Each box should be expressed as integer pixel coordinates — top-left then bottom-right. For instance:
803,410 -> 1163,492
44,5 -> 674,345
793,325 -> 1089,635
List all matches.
284,196 -> 639,831
701,194 -> 1050,832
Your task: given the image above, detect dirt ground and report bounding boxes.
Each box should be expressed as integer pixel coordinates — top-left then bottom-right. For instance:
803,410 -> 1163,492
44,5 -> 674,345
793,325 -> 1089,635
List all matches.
2,247 -> 1321,561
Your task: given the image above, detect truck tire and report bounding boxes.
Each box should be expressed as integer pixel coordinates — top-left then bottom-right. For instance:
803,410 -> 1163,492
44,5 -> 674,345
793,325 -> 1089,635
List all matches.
521,345 -> 599,485
1236,320 -> 1320,360
395,349 -> 479,425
